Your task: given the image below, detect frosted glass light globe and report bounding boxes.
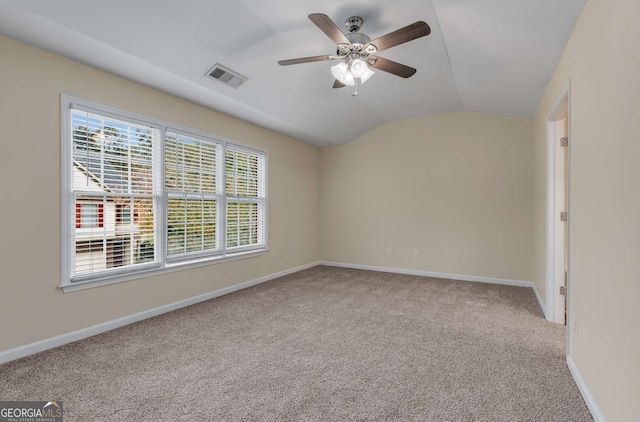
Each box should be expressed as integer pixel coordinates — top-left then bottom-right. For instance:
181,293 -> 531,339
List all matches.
360,68 -> 375,84
350,59 -> 369,78
331,62 -> 349,83
343,71 -> 356,86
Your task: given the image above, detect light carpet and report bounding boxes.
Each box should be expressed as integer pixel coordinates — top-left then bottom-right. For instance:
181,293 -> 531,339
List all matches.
0,266 -> 592,421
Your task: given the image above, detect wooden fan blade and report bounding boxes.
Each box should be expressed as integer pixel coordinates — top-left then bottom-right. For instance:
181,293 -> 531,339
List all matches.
369,56 -> 417,78
309,13 -> 351,45
278,55 -> 332,66
369,21 -> 431,52
333,80 -> 346,88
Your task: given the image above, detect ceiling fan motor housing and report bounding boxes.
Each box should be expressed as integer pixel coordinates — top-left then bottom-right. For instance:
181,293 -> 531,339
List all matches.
346,32 -> 371,45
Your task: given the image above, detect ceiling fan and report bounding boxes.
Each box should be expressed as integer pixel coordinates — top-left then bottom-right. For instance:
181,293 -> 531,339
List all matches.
278,14 -> 431,96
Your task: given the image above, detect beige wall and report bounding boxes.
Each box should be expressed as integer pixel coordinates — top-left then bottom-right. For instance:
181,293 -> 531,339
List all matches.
531,0 -> 640,420
4,1 -> 640,415
320,112 -> 533,282
0,35 -> 320,353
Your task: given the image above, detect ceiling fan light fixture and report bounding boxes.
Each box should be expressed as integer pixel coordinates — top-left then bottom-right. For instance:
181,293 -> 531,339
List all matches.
360,67 -> 375,84
343,71 -> 356,86
331,62 -> 349,82
350,58 -> 368,78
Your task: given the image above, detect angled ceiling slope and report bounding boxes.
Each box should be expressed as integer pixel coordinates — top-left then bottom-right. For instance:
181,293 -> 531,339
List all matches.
0,0 -> 584,146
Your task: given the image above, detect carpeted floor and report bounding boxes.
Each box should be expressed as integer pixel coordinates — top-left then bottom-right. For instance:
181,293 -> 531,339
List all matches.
0,266 -> 592,421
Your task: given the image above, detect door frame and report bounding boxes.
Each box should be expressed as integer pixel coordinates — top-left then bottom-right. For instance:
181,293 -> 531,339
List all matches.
545,81 -> 571,330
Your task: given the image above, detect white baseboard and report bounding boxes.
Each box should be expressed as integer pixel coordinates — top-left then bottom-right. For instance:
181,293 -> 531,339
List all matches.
0,261 -> 547,365
567,355 -> 605,422
319,261 -> 546,316
0,261 -> 320,365
319,261 -> 533,288
531,284 -> 547,319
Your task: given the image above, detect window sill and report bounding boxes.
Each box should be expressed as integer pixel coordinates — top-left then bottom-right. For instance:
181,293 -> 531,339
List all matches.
60,249 -> 269,293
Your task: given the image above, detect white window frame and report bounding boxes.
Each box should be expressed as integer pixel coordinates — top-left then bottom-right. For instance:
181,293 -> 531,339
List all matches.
61,95 -> 268,292
224,145 -> 267,252
164,129 -> 224,262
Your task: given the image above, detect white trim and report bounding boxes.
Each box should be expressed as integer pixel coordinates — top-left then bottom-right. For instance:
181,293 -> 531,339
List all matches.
60,94 -> 72,288
62,249 -> 269,293
545,81 -> 571,325
567,355 -> 605,422
532,283 -> 547,318
320,261 -> 533,288
320,261 -> 547,316
0,261 -> 320,365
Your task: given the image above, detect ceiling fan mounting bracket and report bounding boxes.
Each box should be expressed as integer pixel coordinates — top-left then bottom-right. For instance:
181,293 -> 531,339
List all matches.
345,16 -> 364,33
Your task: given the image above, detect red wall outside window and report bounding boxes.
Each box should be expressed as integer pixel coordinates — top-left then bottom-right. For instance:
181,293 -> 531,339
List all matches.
76,203 -> 104,228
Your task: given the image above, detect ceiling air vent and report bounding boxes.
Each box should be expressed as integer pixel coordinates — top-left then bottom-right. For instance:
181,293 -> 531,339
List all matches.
205,64 -> 247,89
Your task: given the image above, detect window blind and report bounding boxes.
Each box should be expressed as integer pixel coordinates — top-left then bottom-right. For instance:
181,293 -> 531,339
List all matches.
63,96 -> 268,287
165,132 -> 220,258
70,110 -> 159,280
225,146 -> 266,249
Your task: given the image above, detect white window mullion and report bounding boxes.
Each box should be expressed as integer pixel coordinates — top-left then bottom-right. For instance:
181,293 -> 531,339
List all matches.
220,142 -> 227,255
101,195 -> 107,269
127,125 -> 132,194
129,196 -> 135,267
259,198 -> 266,246
155,126 -> 165,265
200,199 -> 204,252
183,195 -> 187,254
199,144 -> 203,252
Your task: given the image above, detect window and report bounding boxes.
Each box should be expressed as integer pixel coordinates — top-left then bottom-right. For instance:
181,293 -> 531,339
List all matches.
225,147 -> 265,249
165,132 -> 220,258
70,108 -> 159,279
62,96 -> 267,288
76,203 -> 103,228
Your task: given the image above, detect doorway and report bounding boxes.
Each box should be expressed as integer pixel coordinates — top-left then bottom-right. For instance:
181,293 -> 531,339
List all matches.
546,83 -> 570,327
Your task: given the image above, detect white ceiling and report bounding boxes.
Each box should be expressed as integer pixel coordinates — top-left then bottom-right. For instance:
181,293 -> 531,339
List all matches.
0,0 -> 584,146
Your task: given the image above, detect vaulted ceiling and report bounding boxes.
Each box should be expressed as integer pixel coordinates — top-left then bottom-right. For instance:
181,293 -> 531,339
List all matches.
0,0 -> 584,146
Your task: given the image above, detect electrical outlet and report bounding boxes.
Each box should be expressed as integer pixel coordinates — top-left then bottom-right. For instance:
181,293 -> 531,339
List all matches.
414,250 -> 420,258
270,254 -> 276,262
385,249 -> 391,256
